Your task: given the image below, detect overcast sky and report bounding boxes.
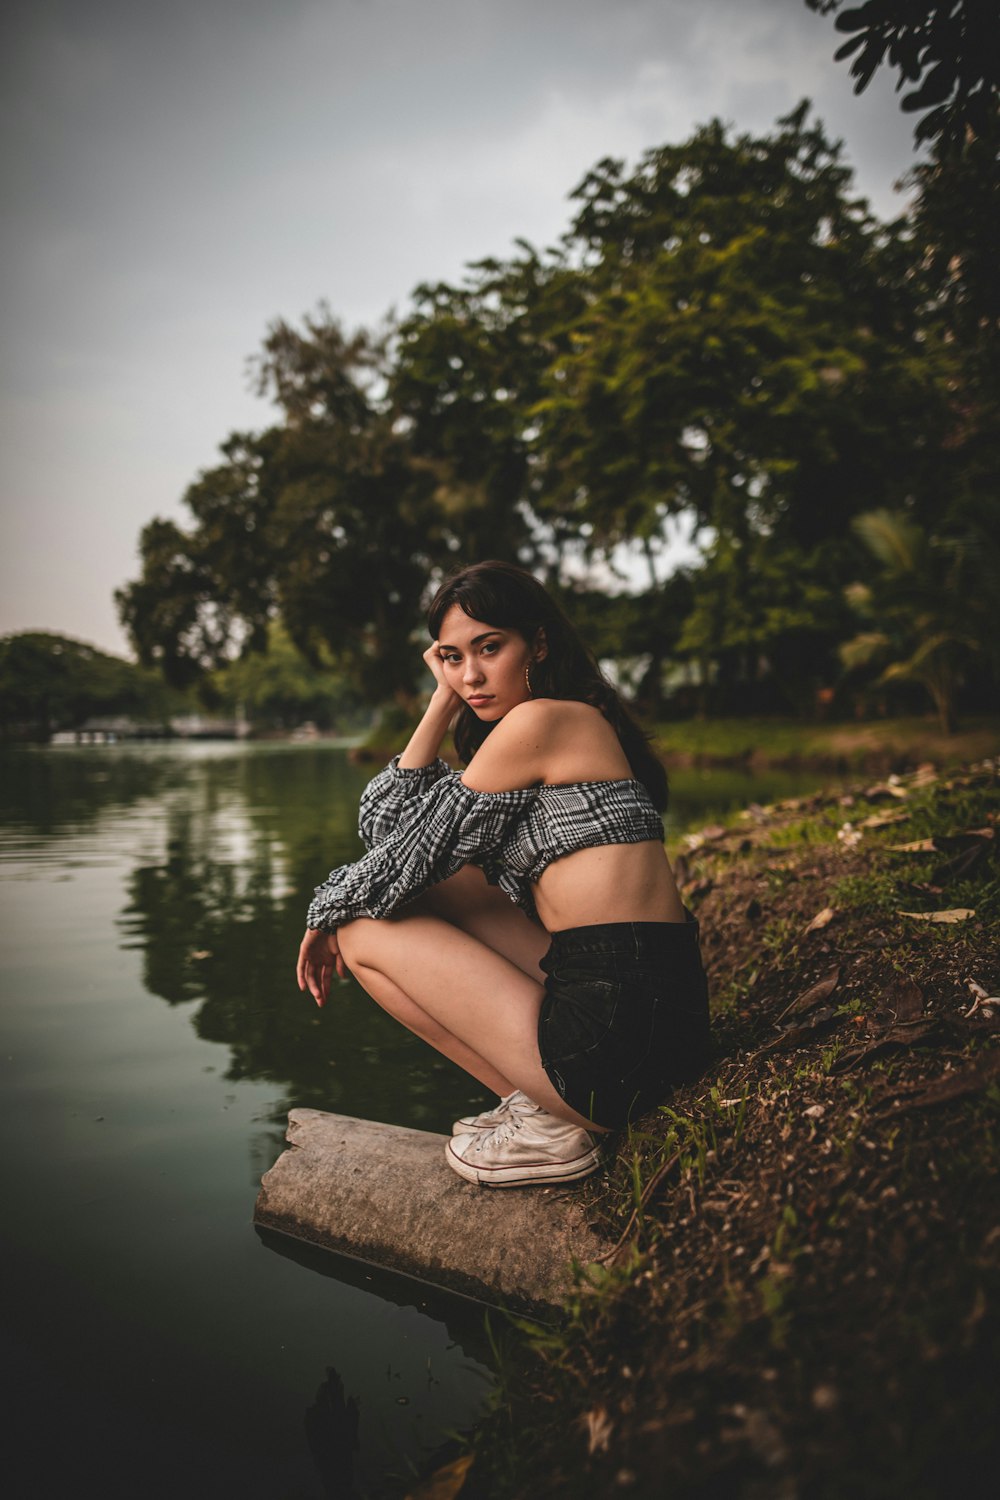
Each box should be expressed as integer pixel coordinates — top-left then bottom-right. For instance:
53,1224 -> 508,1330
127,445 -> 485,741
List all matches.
0,0 -> 921,656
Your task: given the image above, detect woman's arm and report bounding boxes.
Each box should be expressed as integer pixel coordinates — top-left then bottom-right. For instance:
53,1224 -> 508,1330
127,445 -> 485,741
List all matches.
462,699 -> 631,792
304,774 -> 536,933
397,642 -> 463,769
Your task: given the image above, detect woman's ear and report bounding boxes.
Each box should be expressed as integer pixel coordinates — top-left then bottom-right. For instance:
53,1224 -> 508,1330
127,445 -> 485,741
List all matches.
533,627 -> 548,663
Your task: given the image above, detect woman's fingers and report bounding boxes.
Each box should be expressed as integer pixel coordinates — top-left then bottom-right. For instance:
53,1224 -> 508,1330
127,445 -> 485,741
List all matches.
294,929 -> 353,1005
423,639 -> 449,688
296,929 -> 348,1005
296,934 -> 311,992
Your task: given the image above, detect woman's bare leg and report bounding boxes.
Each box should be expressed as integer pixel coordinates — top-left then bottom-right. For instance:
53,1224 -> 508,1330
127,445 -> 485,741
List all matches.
337,907 -> 603,1132
349,864 -> 549,1096
416,865 -> 549,980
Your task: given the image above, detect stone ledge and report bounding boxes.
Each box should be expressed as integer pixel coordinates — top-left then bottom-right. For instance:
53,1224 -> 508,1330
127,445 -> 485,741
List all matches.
253,1108 -> 612,1311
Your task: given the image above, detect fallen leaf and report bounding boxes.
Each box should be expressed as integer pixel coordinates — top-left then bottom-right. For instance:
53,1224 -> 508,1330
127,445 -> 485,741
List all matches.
886,838 -> 937,853
878,1053 -> 1000,1114
897,908 -> 975,923
933,827 -> 995,849
861,783 -> 899,802
776,967 -> 840,1022
829,1018 -> 942,1073
898,881 -> 944,901
804,1104 -> 826,1120
886,975 -> 925,1022
190,949 -> 212,960
858,811 -> 910,829
930,842 -> 989,886
406,1455 -> 474,1500
585,1406 -> 614,1456
756,1007 -> 838,1055
964,978 -> 1000,1019
804,907 -> 836,934
684,825 -> 728,850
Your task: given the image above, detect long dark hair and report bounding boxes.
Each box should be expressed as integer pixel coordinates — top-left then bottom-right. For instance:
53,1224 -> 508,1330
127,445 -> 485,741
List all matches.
426,560 -> 669,812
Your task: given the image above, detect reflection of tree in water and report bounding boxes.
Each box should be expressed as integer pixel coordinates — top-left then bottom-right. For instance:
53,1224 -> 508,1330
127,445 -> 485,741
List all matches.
118,748 -> 489,1132
0,746 -> 188,836
305,1366 -> 361,1500
261,1231 -> 494,1499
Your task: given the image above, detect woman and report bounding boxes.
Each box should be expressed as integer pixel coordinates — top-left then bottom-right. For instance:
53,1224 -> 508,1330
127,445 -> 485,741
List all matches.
296,561 -> 709,1187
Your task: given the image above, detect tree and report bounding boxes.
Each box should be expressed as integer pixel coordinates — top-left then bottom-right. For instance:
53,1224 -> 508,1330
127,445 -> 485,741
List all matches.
805,1 -> 1000,154
526,107 -> 948,706
119,312 -> 453,705
120,108 -> 986,723
0,632 -> 183,739
839,507 -> 997,730
390,245 -> 582,574
209,620 -> 367,732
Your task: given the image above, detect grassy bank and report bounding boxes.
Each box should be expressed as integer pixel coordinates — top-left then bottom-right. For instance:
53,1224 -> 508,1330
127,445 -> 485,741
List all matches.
450,758 -> 999,1500
360,714 -> 999,775
651,714 -> 1000,772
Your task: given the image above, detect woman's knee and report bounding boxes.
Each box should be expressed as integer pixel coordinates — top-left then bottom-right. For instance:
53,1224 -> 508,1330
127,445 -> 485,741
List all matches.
338,912 -> 422,967
336,916 -> 378,966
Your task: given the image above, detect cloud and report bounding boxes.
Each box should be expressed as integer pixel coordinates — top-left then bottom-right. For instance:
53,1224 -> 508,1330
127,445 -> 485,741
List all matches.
0,0 -> 920,652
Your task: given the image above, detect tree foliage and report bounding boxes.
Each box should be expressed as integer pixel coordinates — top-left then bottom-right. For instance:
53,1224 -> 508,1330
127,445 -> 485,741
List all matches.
840,505 -> 998,731
805,1 -> 1000,153
208,620 -> 367,732
117,105 -> 998,727
0,632 -> 184,738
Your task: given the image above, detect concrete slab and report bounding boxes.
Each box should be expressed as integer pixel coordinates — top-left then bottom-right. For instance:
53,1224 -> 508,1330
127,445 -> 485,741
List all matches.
253,1108 -> 613,1311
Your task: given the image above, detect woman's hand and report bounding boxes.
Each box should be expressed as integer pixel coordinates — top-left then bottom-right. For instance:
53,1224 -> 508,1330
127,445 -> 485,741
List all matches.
296,928 -> 347,1008
423,640 -> 462,706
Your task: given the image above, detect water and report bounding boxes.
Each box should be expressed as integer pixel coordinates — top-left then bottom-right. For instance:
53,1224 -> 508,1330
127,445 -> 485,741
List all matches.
0,744 -> 829,1497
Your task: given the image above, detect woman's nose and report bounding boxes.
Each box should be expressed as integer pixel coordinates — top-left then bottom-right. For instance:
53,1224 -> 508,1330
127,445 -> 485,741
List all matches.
463,658 -> 484,684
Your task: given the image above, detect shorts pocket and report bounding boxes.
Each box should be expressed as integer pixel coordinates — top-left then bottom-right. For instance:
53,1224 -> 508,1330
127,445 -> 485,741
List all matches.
538,978 -> 620,1063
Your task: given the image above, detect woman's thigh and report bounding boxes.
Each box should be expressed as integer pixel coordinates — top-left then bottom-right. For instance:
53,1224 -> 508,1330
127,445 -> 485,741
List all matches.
338,912 -> 546,1083
411,865 -> 549,981
337,909 -> 607,1129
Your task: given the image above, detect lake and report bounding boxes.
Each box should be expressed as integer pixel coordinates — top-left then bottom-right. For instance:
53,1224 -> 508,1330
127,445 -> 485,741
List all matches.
0,743 -> 830,1497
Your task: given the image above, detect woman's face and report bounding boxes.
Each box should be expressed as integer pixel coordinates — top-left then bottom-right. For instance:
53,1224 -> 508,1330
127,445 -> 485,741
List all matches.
435,604 -> 541,721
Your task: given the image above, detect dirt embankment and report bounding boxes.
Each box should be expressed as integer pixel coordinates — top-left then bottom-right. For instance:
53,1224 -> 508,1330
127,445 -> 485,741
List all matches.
460,760 -> 999,1500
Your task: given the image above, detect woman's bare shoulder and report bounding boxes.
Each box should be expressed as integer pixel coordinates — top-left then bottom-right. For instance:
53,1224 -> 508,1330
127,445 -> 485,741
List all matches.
507,698 -> 630,784
462,698 -> 630,793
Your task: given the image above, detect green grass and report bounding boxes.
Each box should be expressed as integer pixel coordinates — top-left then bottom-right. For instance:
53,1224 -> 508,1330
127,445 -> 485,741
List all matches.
651,714 -> 1000,767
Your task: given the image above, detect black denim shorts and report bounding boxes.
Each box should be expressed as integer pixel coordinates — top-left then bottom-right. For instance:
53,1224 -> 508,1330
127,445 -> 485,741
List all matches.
537,914 -> 710,1129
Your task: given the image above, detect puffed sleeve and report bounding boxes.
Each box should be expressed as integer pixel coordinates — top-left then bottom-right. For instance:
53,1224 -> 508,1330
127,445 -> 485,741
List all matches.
358,755 -> 452,849
306,776 -> 536,932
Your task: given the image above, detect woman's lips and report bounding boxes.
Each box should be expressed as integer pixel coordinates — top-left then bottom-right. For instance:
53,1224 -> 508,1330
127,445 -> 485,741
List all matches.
467,695 -> 494,706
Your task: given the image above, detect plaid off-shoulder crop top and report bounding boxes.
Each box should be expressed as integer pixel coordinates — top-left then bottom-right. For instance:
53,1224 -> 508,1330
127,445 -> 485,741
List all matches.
305,755 -> 665,931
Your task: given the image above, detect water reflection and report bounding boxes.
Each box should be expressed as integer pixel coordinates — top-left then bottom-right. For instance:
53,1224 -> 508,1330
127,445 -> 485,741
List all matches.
2,744 -> 490,1133
306,1366 -> 361,1499
263,1229 -> 499,1498
0,742 -> 831,1497
0,744 -> 498,1499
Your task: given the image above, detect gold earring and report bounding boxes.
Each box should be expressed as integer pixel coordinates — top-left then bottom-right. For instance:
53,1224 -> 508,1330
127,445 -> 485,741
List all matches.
524,662 -> 534,697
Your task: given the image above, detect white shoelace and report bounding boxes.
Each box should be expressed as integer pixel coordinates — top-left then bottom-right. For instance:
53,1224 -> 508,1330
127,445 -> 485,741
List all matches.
475,1115 -> 523,1152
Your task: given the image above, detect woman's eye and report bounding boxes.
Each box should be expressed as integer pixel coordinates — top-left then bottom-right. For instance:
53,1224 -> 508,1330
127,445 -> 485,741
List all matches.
481,642 -> 499,656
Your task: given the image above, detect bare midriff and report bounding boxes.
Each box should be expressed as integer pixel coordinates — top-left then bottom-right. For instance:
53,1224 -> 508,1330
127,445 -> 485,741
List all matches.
533,839 -> 687,933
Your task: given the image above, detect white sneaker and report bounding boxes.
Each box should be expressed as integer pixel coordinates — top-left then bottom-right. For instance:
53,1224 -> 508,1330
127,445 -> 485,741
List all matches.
445,1109 -> 601,1188
451,1089 -> 543,1136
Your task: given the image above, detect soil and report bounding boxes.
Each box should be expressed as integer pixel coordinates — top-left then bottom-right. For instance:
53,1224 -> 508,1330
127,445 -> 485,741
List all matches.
449,758 -> 1000,1500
